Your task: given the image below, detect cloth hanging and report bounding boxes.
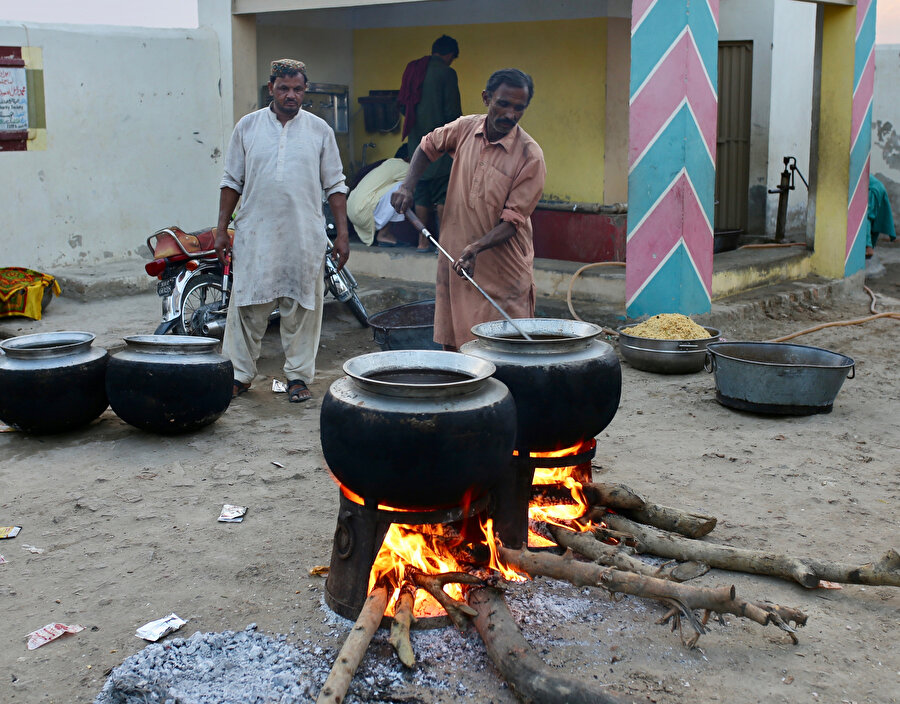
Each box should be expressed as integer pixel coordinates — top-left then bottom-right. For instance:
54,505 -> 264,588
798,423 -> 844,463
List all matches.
0,267 -> 61,320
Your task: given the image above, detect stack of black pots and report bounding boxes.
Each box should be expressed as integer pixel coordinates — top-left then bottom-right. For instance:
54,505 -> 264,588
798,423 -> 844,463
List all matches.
0,332 -> 232,435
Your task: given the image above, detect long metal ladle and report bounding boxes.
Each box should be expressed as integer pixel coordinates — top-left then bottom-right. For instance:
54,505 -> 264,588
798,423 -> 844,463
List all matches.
404,210 -> 533,341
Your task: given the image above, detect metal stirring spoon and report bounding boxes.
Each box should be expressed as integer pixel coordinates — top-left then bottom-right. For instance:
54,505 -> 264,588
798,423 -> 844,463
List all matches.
404,210 -> 534,341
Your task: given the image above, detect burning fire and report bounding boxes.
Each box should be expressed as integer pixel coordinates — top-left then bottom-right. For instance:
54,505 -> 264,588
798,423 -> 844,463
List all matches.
367,517 -> 525,618
525,439 -> 596,547
351,439 -> 599,618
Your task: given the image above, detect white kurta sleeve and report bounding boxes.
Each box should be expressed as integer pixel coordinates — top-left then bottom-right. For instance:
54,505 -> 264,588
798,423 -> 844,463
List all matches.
221,122 -> 246,193
320,129 -> 348,197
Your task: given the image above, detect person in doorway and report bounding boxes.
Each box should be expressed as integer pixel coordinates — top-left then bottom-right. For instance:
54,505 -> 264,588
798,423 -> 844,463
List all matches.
214,59 -> 350,403
397,34 -> 462,251
391,68 -> 546,351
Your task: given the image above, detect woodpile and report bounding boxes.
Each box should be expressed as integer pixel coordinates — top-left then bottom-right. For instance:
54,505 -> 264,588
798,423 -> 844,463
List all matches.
317,480 -> 899,704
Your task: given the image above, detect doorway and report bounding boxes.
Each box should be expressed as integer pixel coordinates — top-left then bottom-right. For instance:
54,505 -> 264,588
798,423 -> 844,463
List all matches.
715,40 -> 753,237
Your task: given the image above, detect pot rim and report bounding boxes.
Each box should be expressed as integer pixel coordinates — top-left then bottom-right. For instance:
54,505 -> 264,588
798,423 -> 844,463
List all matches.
470,318 -> 602,350
343,350 -> 497,396
0,330 -> 96,359
707,340 -> 855,370
122,334 -> 220,354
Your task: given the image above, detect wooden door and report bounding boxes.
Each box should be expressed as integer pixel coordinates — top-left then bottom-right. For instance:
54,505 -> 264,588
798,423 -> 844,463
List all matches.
715,41 -> 753,232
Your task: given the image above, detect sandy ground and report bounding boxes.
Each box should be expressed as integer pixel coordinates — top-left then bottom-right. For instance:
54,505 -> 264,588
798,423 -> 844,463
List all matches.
1,246 -> 898,704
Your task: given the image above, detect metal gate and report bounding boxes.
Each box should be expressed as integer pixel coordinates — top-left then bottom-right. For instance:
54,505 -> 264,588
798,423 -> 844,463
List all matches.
715,41 -> 753,233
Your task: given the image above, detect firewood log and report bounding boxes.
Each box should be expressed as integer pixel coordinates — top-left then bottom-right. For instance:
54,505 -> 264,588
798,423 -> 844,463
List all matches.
547,523 -> 709,581
409,569 -> 482,631
584,484 -> 717,537
468,586 -> 647,704
389,583 -> 416,668
601,512 -> 900,588
498,546 -> 807,647
316,586 -> 388,704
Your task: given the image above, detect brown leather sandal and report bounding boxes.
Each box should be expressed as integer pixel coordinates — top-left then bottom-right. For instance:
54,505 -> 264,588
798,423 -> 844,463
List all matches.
287,379 -> 311,403
232,380 -> 251,398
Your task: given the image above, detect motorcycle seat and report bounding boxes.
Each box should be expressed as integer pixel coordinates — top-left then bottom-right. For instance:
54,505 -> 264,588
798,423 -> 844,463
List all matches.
149,226 -> 233,260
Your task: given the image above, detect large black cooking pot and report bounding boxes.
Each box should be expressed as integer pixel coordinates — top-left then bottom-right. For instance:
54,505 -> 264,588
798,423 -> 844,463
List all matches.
320,350 -> 517,509
461,319 -> 621,451
106,335 -> 232,434
0,331 -> 108,434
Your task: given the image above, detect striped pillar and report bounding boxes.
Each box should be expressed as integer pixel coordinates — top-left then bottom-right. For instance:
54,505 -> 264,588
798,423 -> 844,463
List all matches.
626,0 -> 718,318
845,0 -> 876,276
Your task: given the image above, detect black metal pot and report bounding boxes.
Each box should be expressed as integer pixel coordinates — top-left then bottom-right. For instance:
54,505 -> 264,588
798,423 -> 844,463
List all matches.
106,335 -> 232,434
0,331 -> 108,434
461,319 -> 622,451
320,350 -> 517,509
367,299 -> 441,351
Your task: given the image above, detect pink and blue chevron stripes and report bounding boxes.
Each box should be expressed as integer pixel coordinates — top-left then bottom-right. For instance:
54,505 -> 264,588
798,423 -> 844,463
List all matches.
846,0 -> 876,275
626,0 -> 718,317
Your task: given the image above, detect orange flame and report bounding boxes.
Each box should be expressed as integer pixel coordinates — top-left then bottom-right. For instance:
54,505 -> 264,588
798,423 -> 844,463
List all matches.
368,522 -> 463,617
354,438 -> 597,617
367,516 -> 525,617
483,518 -> 527,582
526,440 -> 596,546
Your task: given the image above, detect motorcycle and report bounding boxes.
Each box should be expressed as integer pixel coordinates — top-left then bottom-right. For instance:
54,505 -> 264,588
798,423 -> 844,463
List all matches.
144,224 -> 369,336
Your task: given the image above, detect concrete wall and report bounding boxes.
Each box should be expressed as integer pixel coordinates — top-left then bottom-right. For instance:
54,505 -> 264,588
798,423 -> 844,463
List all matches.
767,0 -> 816,238
353,17 -> 607,203
0,21 -> 225,271
872,43 -> 900,220
250,0 -> 628,202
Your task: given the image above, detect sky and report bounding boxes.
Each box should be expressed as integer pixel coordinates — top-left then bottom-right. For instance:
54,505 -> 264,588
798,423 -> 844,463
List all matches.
0,0 -> 898,42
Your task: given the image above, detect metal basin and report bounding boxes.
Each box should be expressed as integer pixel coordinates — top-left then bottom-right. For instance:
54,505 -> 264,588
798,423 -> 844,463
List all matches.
705,341 -> 855,415
367,299 -> 441,351
617,327 -> 720,374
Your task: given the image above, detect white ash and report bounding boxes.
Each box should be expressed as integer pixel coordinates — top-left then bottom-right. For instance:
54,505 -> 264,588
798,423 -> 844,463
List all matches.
95,624 -> 329,704
95,582 -> 658,704
316,593 -> 491,701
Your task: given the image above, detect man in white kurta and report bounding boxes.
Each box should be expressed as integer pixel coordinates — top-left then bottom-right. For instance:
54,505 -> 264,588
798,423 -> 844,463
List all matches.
215,59 -> 350,402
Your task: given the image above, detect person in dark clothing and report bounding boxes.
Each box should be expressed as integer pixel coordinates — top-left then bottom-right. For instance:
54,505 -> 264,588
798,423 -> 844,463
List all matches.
397,35 -> 462,251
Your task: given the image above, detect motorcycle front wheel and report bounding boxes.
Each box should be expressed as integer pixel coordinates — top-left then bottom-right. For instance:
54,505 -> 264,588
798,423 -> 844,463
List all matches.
177,274 -> 224,335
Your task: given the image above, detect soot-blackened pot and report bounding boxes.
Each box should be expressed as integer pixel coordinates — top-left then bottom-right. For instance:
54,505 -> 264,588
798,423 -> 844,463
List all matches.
106,335 -> 232,434
320,350 -> 517,510
0,331 -> 108,434
461,319 -> 622,451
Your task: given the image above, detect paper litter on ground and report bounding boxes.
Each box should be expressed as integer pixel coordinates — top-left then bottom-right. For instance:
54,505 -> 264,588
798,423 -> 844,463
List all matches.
0,526 -> 21,539
135,614 -> 187,642
22,544 -> 44,554
272,379 -> 288,393
217,505 -> 247,522
26,623 -> 84,650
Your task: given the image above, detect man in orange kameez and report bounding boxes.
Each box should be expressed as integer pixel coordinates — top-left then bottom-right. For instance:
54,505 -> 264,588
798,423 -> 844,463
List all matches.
392,68 -> 546,350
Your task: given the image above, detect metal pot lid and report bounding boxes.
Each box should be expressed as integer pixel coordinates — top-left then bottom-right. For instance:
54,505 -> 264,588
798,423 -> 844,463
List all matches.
470,318 -> 602,353
0,331 -> 96,359
122,334 -> 220,354
343,350 -> 497,397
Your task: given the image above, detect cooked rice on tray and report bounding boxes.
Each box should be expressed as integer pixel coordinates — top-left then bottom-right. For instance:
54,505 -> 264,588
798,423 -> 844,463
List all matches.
621,313 -> 710,340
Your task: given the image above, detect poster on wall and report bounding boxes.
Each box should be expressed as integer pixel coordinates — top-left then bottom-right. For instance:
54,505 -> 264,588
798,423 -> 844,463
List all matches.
0,66 -> 28,132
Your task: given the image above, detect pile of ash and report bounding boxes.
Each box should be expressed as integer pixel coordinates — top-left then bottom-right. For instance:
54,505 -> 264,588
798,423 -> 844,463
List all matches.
95,624 -> 327,704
